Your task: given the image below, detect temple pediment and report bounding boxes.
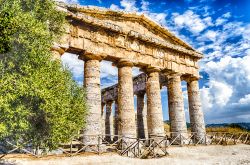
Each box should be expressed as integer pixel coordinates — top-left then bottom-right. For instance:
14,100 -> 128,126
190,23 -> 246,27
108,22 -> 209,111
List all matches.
57,3 -> 202,59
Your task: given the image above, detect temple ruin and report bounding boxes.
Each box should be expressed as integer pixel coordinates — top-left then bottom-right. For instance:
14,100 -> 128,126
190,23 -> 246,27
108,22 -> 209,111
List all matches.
52,3 -> 206,145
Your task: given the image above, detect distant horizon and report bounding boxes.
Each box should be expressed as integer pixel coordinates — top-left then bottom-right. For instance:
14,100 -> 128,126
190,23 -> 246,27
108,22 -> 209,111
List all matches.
164,119 -> 250,125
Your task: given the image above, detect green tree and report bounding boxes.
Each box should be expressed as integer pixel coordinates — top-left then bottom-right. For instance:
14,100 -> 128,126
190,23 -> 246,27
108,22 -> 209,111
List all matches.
0,0 -> 87,151
0,9 -> 15,54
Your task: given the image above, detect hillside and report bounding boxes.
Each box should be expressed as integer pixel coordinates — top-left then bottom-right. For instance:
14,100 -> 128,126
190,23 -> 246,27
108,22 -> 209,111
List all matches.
163,120 -> 250,131
206,123 -> 250,131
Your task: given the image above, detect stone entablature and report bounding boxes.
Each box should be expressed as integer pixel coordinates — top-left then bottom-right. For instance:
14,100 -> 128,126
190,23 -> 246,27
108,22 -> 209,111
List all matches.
55,3 -> 202,78
101,73 -> 169,103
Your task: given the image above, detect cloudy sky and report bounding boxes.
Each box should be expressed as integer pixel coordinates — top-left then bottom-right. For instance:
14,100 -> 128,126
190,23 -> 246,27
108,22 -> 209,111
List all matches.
59,0 -> 250,124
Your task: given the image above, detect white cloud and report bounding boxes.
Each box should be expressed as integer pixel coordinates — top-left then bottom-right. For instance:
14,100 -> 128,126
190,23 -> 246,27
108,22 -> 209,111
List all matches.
197,30 -> 217,41
246,49 -> 250,55
147,13 -> 167,26
208,80 -> 233,106
214,12 -> 231,26
168,8 -> 249,62
141,0 -> 150,11
172,10 -> 212,34
238,94 -> 250,105
110,0 -> 167,26
61,53 -> 84,82
56,0 -> 79,4
132,67 -> 142,76
222,12 -> 231,18
196,20 -> 250,61
215,18 -> 227,26
120,0 -> 138,12
200,54 -> 250,123
200,87 -> 213,111
100,61 -> 117,77
110,4 -> 121,11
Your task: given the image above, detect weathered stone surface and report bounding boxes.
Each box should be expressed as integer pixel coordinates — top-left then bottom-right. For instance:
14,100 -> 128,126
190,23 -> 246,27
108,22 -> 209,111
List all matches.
187,79 -> 206,141
101,103 -> 105,136
117,60 -> 136,138
167,74 -> 188,140
82,58 -> 102,145
51,50 -> 61,60
51,46 -> 65,60
146,69 -> 165,136
105,101 -> 113,142
136,92 -> 148,139
113,100 -> 119,141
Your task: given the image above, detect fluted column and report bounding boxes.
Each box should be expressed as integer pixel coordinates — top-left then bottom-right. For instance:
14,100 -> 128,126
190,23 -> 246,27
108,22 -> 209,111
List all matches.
146,68 -> 165,136
136,91 -> 148,139
187,78 -> 206,141
167,74 -> 188,140
117,60 -> 136,138
113,100 -> 119,141
82,54 -> 102,145
105,101 -> 113,142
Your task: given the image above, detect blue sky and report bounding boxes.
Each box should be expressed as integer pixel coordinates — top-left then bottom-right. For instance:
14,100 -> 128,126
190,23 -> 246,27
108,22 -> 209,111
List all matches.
60,0 -> 250,124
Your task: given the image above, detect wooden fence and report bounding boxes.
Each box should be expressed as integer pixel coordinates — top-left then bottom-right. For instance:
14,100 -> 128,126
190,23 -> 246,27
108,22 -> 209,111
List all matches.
0,132 -> 249,159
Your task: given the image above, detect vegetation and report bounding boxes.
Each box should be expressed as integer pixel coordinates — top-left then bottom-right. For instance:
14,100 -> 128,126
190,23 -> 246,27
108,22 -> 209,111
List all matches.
206,123 -> 249,133
0,0 -> 87,151
206,127 -> 245,133
164,123 -> 249,134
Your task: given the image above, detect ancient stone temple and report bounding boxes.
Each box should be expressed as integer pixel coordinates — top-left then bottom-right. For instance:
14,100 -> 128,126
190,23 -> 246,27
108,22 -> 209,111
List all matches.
52,3 -> 206,145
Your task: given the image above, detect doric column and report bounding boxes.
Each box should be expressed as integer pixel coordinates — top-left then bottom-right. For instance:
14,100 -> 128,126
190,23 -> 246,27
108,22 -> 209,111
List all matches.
101,103 -> 105,136
167,74 -> 188,140
187,78 -> 206,141
146,67 -> 165,137
105,101 -> 113,142
117,60 -> 136,138
81,54 -> 102,145
101,102 -> 105,117
113,100 -> 119,141
136,91 -> 148,139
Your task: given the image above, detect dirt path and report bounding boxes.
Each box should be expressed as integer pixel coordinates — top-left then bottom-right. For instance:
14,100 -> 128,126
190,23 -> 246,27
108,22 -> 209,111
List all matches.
1,144 -> 250,165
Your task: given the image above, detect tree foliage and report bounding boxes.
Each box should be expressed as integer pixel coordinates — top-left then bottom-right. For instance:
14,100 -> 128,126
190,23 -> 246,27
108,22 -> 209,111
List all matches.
0,0 -> 87,150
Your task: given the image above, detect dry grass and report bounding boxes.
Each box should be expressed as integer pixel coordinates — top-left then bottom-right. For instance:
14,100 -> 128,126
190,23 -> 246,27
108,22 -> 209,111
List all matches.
164,123 -> 249,133
206,127 -> 248,133
164,123 -> 170,132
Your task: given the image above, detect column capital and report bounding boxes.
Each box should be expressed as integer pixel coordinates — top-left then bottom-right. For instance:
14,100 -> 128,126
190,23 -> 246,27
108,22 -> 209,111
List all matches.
116,59 -> 134,68
182,75 -> 200,83
143,66 -> 161,73
79,52 -> 103,61
51,45 -> 66,55
166,73 -> 182,80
